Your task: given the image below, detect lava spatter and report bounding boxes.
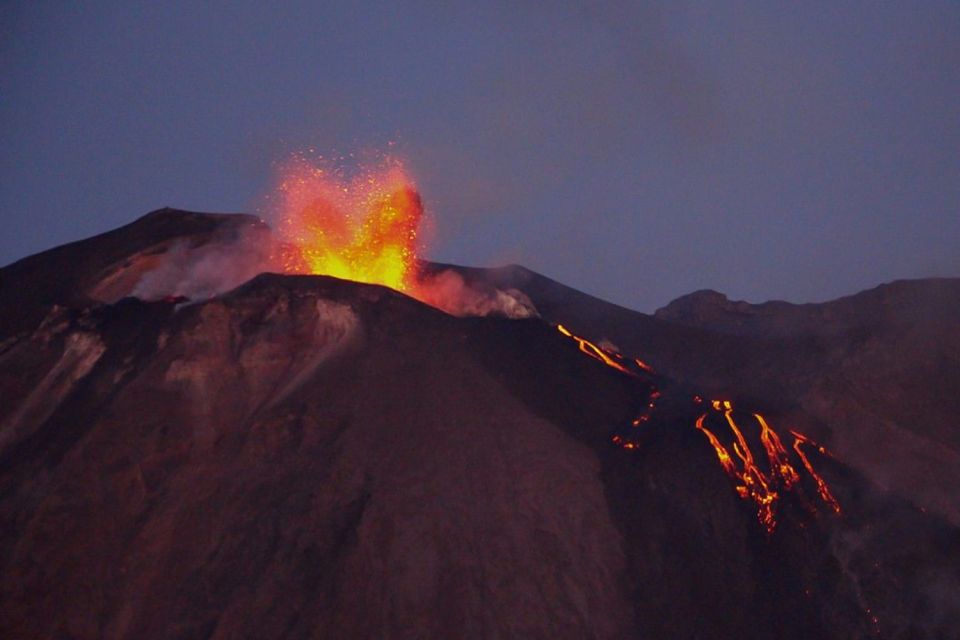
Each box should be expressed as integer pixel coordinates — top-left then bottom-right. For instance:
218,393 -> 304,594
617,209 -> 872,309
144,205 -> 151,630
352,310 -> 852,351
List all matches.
272,154 -> 425,293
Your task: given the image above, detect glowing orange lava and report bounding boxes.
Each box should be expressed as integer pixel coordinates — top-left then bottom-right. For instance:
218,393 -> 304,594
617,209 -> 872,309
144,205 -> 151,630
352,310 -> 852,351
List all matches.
791,430 -> 842,514
696,400 -> 840,533
555,324 -> 659,449
557,324 -> 636,376
553,325 -> 841,533
272,155 -> 425,292
756,413 -> 801,488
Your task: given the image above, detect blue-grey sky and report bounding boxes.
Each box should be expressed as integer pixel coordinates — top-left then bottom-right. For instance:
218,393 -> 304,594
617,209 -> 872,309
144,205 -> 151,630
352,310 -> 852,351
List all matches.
2,1 -> 958,312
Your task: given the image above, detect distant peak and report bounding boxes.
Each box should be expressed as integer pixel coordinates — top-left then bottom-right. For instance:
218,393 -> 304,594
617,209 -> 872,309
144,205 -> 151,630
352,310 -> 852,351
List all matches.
655,289 -> 729,316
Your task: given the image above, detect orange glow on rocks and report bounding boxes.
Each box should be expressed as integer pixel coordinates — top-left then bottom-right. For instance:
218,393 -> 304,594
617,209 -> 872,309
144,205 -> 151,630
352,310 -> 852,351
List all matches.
273,154 -> 425,292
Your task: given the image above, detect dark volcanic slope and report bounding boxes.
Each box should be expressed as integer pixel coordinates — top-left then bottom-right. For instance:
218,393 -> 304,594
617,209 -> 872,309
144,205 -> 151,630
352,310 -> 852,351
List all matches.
1,212 -> 959,638
451,264 -> 960,528
653,282 -> 960,521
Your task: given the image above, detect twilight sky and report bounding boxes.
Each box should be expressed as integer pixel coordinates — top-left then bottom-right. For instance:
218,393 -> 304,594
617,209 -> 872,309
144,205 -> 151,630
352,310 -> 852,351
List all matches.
2,1 -> 958,312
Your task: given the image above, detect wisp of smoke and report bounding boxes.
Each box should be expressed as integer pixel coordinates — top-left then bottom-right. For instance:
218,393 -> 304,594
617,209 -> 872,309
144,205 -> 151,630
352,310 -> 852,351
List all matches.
414,269 -> 539,319
131,226 -> 276,302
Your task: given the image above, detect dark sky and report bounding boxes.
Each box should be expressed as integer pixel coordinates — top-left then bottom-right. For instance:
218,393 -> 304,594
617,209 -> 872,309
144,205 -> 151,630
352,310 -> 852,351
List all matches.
2,2 -> 958,312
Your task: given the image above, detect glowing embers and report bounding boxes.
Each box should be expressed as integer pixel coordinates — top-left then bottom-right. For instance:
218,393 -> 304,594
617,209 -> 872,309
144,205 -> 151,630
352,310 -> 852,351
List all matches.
696,400 -> 841,533
273,155 -> 425,293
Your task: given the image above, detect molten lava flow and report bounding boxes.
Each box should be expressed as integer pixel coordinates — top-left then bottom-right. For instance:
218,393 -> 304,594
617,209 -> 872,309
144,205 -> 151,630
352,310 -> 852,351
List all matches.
790,430 -> 842,514
701,401 -> 779,531
695,413 -> 739,479
555,324 -> 659,449
556,324 -> 636,376
552,324 -> 841,532
755,413 -> 800,488
696,400 -> 841,533
273,155 -> 424,292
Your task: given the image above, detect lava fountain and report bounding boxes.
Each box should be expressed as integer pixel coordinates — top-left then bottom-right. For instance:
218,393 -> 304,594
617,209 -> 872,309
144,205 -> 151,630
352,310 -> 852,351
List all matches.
272,154 -> 426,292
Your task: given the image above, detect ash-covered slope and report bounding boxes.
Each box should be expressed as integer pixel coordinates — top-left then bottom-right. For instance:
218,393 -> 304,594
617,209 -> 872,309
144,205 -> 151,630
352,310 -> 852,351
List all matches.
1,211 -> 958,638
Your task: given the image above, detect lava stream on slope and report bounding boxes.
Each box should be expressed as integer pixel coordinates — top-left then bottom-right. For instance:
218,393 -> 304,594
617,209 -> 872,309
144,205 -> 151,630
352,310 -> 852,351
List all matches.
554,324 -> 841,534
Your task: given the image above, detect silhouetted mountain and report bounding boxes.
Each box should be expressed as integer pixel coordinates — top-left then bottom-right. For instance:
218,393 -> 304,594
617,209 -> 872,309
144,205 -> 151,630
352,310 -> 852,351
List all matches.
1,210 -> 957,638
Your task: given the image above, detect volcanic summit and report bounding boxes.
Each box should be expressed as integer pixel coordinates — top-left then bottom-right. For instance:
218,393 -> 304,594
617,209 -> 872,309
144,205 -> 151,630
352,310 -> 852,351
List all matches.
1,206 -> 958,639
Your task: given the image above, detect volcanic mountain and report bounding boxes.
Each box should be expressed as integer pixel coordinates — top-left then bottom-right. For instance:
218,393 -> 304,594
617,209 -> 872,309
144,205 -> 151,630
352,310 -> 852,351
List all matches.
1,209 -> 958,638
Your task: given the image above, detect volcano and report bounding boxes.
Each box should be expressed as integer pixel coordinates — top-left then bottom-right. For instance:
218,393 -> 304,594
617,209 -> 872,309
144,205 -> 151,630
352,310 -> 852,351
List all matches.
1,209 -> 958,638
